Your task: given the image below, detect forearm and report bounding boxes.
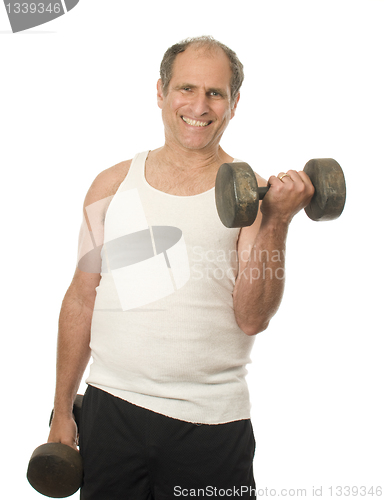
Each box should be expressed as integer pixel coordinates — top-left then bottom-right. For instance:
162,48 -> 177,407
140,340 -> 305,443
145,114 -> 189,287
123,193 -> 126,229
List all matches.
233,217 -> 289,335
53,287 -> 94,417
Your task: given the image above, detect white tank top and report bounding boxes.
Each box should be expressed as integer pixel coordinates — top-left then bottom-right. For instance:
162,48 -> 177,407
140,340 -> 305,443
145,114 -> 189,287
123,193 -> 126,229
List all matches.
86,151 -> 255,424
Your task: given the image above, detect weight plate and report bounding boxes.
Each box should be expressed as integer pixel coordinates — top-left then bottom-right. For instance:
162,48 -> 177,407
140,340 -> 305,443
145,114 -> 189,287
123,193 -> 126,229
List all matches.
304,158 -> 346,221
215,162 -> 259,228
27,443 -> 83,498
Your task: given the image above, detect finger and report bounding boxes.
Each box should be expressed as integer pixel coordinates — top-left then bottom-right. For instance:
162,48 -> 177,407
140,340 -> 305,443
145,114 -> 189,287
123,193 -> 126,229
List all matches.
286,169 -> 305,184
268,175 -> 283,188
67,439 -> 79,451
277,172 -> 293,182
296,170 -> 313,188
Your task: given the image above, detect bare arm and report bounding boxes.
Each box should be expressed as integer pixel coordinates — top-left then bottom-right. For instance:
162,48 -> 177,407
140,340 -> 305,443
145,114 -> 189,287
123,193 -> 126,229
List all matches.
233,169 -> 314,336
47,160 -> 131,449
48,269 -> 99,448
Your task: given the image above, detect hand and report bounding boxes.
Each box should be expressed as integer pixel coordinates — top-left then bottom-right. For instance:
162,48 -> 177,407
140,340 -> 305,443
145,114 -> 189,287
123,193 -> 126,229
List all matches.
261,169 -> 315,224
48,413 -> 79,451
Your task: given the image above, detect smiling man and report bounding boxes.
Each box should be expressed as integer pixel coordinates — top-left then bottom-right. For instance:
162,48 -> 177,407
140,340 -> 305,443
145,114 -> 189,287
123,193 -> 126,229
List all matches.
48,36 -> 314,500
158,44 -> 238,153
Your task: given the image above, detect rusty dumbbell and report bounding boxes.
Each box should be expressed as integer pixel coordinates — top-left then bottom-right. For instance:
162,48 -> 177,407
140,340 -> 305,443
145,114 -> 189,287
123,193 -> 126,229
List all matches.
215,158 -> 346,227
27,395 -> 84,498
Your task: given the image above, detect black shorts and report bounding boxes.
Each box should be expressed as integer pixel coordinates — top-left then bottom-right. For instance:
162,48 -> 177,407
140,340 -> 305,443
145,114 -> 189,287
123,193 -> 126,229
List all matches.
79,385 -> 256,500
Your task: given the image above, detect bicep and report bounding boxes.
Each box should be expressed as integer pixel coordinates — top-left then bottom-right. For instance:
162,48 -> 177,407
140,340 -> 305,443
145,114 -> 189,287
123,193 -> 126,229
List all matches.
72,160 -> 131,301
236,174 -> 267,278
236,210 -> 263,278
68,266 -> 101,311
76,168 -> 117,276
77,198 -> 109,276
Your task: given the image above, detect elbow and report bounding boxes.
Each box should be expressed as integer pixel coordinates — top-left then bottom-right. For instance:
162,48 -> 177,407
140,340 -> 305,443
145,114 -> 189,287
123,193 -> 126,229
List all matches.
237,319 -> 270,336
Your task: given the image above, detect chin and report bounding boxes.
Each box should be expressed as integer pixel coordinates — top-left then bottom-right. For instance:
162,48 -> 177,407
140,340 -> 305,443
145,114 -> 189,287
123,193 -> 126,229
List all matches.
178,136 -> 215,151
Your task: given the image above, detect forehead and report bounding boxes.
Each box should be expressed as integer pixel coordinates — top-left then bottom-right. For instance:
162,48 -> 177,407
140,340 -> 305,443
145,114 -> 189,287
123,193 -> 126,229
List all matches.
170,46 -> 232,89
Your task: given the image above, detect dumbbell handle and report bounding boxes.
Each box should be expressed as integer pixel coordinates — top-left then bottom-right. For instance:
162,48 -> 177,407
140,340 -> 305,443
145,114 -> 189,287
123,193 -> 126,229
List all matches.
258,186 -> 269,200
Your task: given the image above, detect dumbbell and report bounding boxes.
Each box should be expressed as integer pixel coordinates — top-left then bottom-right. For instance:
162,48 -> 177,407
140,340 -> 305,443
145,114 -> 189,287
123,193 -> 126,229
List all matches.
27,395 -> 84,498
215,158 -> 346,227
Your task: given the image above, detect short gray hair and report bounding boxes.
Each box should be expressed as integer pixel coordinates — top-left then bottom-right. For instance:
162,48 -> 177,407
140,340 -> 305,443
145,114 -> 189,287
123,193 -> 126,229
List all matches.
160,36 -> 244,105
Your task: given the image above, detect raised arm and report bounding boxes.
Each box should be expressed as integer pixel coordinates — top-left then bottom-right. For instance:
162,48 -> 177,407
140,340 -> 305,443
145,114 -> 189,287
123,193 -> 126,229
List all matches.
233,169 -> 314,336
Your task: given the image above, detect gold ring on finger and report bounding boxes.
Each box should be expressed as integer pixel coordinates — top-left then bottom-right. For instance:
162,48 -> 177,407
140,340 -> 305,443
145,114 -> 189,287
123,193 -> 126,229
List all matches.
279,173 -> 291,181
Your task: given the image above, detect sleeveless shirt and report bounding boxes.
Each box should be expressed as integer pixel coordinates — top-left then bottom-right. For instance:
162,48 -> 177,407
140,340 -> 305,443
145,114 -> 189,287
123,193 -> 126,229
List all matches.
86,151 -> 255,424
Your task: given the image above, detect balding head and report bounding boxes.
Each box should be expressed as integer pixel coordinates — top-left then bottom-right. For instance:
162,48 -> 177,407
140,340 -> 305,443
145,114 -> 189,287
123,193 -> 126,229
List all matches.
160,36 -> 244,106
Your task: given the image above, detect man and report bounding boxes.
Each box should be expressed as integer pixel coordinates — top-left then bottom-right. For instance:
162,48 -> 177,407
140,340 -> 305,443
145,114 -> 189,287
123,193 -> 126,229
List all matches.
48,36 -> 314,499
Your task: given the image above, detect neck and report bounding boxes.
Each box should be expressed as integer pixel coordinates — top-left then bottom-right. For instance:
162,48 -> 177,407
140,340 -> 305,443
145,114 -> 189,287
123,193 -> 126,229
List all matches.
145,143 -> 235,196
153,143 -> 233,174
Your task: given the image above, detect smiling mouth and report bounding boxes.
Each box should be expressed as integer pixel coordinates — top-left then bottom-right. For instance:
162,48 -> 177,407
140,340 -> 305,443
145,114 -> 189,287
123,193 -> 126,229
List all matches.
181,116 -> 212,127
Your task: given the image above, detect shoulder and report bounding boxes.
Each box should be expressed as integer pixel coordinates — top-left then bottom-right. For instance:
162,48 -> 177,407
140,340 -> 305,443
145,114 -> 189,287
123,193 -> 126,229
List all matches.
84,159 -> 132,209
81,159 -> 132,230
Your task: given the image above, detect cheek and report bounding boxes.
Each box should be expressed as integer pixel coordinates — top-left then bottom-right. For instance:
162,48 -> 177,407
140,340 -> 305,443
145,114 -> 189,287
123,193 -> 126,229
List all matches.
218,106 -> 233,124
168,96 -> 188,114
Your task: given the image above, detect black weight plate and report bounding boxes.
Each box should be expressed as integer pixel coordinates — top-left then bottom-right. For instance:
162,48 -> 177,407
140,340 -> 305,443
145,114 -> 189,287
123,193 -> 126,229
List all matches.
304,158 -> 346,221
215,162 -> 259,228
27,443 -> 83,498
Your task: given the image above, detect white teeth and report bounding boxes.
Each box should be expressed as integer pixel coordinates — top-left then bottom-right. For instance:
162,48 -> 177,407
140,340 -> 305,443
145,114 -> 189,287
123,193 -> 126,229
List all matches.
182,116 -> 210,127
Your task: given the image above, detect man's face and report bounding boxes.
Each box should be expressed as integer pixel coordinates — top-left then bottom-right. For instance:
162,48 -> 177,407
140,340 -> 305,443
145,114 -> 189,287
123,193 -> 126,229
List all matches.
157,46 -> 239,153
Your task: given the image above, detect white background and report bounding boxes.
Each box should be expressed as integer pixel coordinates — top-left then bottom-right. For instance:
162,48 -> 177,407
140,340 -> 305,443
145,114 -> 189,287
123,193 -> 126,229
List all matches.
1,0 -> 383,498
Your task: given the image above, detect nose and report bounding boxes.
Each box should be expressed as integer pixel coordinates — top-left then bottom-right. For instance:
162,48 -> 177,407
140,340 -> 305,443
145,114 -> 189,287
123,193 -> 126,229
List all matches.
190,90 -> 210,117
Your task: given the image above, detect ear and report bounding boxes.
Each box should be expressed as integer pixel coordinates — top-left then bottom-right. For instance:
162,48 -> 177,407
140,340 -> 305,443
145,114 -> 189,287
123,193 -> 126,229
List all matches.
157,79 -> 164,109
230,92 -> 240,119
